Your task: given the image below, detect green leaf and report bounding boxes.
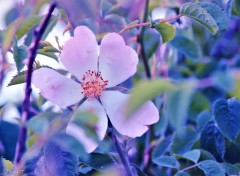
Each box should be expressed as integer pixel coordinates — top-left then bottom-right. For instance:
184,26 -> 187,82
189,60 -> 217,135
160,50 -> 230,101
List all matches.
153,156 -> 180,169
171,127 -> 199,155
79,153 -> 117,171
16,16 -> 41,39
42,16 -> 58,40
13,43 -> 28,72
37,50 -> 59,60
180,2 -> 229,35
213,98 -> 240,141
232,0 -> 240,16
197,160 -> 225,176
182,149 -> 201,163
165,83 -> 194,130
7,71 -> 25,86
126,79 -> 173,116
38,41 -> 60,53
170,35 -> 200,59
155,22 -> 176,43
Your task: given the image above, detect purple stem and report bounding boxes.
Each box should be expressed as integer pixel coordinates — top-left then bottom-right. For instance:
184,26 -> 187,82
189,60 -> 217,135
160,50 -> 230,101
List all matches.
14,3 -> 57,164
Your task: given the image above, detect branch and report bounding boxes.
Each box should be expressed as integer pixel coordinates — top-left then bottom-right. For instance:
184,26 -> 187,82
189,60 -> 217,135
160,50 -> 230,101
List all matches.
14,2 -> 57,164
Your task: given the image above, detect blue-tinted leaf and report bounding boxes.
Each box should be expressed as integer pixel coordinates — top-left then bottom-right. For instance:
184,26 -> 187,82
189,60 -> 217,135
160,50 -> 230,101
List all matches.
0,121 -> 19,161
143,28 -> 160,58
212,71 -> 235,93
197,160 -> 225,176
199,149 -> 216,161
182,149 -> 201,163
171,127 -> 199,155
197,111 -> 212,131
79,153 -> 117,171
221,163 -> 240,175
166,84 -> 194,130
153,156 -> 180,169
152,136 -> 172,159
153,112 -> 168,136
170,35 -> 200,59
232,0 -> 240,16
213,98 -> 240,141
0,158 -> 3,175
25,141 -> 77,176
180,2 -> 229,34
13,43 -> 28,72
200,121 -> 225,161
174,172 -> 189,176
226,0 -> 234,17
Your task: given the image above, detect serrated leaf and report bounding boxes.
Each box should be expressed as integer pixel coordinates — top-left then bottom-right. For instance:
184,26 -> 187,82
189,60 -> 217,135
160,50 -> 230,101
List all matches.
200,121 -> 225,161
126,79 -> 173,116
180,2 -> 229,34
170,35 -> 200,59
79,153 -> 117,171
13,43 -> 28,72
16,16 -> 41,39
197,160 -> 225,176
213,98 -> 240,141
171,127 -> 199,155
155,22 -> 175,43
25,141 -> 77,176
38,41 -> 60,53
37,50 -> 58,60
153,156 -> 180,169
8,71 -> 25,86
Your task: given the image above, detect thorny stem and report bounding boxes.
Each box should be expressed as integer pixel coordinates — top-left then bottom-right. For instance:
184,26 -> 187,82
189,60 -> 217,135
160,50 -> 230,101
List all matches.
108,121 -> 134,176
14,3 -> 57,164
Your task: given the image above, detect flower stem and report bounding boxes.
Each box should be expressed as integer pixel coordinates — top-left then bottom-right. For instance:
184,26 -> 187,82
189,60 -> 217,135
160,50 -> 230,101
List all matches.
108,122 -> 134,176
14,2 -> 57,164
179,164 -> 198,172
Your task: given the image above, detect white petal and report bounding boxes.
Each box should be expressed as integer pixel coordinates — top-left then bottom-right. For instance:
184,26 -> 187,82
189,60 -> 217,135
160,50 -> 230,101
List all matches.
60,26 -> 99,80
32,67 -> 83,108
99,33 -> 138,87
66,99 -> 108,153
101,91 -> 159,138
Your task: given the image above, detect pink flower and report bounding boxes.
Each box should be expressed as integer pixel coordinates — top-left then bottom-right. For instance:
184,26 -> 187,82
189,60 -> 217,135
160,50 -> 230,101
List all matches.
32,26 -> 159,152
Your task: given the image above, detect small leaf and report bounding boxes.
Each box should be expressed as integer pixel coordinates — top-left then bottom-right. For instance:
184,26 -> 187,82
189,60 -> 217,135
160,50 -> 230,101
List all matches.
155,22 -> 176,43
200,121 -> 225,161
197,160 -> 225,176
182,149 -> 201,163
79,153 -> 117,171
8,71 -> 26,86
213,98 -> 240,141
96,32 -> 109,41
170,35 -> 200,59
165,83 -> 194,130
143,28 -> 160,58
38,41 -> 60,53
152,136 -> 172,159
171,127 -> 199,155
13,43 -> 28,72
221,163 -> 240,175
37,50 -> 59,60
127,79 -> 172,116
153,156 -> 180,169
180,2 -> 229,34
16,16 -> 41,39
232,0 -> 240,16
174,172 -> 189,176
196,111 -> 212,131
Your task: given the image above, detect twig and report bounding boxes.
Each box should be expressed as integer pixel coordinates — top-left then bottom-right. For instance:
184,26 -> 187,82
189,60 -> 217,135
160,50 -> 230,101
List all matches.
108,121 -> 134,176
14,2 -> 57,164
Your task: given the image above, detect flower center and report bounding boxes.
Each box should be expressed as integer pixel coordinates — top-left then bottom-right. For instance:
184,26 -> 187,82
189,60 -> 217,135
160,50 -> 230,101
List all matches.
81,70 -> 108,98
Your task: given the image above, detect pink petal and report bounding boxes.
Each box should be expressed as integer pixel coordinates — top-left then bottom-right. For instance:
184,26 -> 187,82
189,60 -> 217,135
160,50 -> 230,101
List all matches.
99,33 -> 138,87
66,99 -> 108,153
101,91 -> 159,138
32,67 -> 83,108
60,26 -> 99,80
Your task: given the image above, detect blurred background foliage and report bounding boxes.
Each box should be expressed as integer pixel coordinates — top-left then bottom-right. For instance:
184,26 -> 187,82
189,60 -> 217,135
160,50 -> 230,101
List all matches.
0,0 -> 240,175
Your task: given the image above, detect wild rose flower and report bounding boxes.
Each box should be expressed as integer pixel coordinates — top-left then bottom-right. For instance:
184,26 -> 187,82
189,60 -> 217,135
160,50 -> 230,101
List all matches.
32,26 -> 159,152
